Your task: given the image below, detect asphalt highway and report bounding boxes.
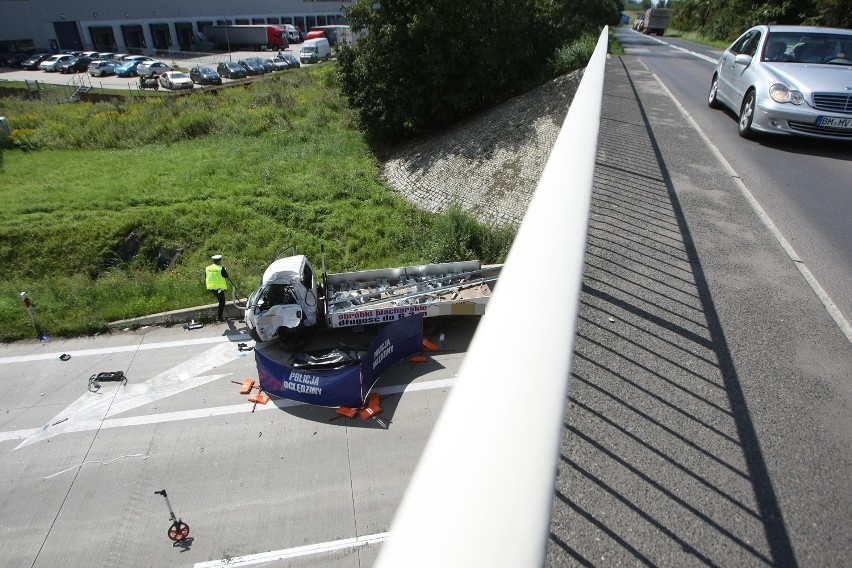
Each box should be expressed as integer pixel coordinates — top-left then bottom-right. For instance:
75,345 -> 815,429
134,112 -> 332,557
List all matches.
547,31 -> 851,567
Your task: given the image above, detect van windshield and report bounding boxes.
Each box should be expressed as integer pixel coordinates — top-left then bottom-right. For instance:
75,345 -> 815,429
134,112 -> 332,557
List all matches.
302,47 -> 316,53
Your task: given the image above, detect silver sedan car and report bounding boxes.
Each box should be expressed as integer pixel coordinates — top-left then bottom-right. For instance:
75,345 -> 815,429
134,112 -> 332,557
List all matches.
708,25 -> 852,140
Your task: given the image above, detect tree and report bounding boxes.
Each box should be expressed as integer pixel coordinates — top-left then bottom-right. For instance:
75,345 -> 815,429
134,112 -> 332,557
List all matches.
336,0 -> 621,143
668,0 -> 845,41
813,0 -> 851,27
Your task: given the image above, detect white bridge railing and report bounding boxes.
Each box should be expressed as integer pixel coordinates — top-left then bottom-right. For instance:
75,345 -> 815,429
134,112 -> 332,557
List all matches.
375,26 -> 609,567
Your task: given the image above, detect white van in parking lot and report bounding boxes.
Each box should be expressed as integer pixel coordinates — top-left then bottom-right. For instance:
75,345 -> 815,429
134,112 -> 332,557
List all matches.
299,38 -> 330,64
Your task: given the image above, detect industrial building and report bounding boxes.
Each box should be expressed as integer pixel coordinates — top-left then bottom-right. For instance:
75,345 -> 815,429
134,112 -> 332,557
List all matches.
0,0 -> 350,54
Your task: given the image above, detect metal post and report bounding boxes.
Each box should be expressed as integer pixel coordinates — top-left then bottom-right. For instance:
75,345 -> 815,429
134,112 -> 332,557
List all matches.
222,14 -> 232,61
20,292 -> 47,340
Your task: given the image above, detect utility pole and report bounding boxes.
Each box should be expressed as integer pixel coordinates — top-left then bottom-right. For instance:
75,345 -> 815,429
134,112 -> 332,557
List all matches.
222,14 -> 232,61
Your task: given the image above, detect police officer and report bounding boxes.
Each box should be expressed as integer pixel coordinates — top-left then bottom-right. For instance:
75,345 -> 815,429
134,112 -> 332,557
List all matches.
206,254 -> 229,322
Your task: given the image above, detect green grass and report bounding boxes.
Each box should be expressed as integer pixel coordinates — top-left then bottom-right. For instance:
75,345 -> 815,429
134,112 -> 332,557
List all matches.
0,66 -> 514,341
664,28 -> 731,50
608,29 -> 625,56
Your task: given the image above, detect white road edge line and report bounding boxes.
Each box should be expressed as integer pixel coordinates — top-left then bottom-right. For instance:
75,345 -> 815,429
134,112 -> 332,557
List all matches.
640,61 -> 852,345
193,531 -> 392,567
0,378 -> 455,443
639,30 -> 721,64
0,334 -> 251,365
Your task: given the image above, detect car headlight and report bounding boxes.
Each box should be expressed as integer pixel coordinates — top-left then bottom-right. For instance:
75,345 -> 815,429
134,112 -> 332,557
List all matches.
769,83 -> 804,105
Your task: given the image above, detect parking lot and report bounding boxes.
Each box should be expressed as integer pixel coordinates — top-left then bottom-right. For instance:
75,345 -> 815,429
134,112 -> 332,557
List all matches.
0,47 -> 326,93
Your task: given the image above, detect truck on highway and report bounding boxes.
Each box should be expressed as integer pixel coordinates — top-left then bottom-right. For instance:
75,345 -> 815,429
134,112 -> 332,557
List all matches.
244,253 -> 501,346
642,8 -> 671,36
202,25 -> 288,51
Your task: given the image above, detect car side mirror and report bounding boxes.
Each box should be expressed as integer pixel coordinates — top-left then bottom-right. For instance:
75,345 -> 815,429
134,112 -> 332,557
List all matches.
735,53 -> 753,66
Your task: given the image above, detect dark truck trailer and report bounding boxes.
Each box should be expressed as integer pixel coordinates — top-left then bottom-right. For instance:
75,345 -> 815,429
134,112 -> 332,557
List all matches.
643,8 -> 671,36
203,25 -> 287,51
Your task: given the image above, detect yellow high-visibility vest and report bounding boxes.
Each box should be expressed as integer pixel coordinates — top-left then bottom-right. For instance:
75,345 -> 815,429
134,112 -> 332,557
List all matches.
206,264 -> 228,290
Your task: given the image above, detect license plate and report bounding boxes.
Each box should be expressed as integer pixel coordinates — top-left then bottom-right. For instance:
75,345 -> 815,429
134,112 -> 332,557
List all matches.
817,116 -> 852,129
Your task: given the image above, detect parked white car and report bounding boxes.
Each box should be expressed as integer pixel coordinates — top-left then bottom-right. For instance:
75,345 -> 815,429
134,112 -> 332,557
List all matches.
266,57 -> 289,71
87,59 -> 116,76
137,60 -> 174,77
39,54 -> 74,71
159,71 -> 193,90
121,55 -> 153,63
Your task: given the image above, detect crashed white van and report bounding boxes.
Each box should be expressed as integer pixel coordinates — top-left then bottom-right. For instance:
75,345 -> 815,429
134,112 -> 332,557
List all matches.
245,255 -> 319,344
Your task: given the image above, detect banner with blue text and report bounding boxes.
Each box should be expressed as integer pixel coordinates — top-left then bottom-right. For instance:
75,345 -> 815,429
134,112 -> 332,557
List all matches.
256,314 -> 423,407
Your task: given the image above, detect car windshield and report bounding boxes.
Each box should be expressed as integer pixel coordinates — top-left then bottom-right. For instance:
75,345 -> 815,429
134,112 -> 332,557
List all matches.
763,32 -> 852,64
171,72 -> 187,78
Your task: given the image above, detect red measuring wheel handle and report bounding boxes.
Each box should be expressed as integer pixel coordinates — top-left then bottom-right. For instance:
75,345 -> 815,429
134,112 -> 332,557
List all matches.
168,520 -> 190,542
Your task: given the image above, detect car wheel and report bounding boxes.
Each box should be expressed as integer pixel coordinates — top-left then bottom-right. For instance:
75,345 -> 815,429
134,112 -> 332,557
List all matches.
708,74 -> 722,109
738,90 -> 757,139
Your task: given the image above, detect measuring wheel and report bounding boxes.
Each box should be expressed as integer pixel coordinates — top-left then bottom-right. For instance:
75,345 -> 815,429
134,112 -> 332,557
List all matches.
155,489 -> 190,542
168,520 -> 190,542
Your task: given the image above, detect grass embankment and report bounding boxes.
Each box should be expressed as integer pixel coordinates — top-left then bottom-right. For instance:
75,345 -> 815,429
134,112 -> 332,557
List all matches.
663,28 -> 731,50
0,66 -> 514,341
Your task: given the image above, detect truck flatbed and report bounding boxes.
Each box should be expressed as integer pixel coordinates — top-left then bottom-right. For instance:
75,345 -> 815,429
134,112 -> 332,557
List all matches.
244,254 -> 501,343
324,261 -> 501,328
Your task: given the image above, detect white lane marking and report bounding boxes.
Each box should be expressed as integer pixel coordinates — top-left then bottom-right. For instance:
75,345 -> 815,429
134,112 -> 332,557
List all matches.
0,427 -> 40,442
0,334 -> 250,365
14,342 -> 244,449
0,378 -> 455,444
194,532 -> 392,567
642,63 -> 852,344
635,30 -> 721,64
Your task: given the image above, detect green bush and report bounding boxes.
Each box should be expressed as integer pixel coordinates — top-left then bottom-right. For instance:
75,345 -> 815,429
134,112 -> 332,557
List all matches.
550,34 -> 601,76
424,205 -> 515,264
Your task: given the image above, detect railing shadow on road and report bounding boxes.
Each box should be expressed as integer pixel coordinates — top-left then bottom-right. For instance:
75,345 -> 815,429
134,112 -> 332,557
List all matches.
546,56 -> 798,567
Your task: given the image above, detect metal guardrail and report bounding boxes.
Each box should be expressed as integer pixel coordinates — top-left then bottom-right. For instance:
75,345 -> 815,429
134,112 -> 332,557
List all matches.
375,26 -> 609,567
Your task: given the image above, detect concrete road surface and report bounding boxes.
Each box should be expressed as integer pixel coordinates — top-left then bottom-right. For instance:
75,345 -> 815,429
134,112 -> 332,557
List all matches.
0,318 -> 475,567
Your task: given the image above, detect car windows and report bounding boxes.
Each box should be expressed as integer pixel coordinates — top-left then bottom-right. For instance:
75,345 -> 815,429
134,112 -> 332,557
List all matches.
771,33 -> 852,63
762,37 -> 791,62
731,30 -> 759,56
742,31 -> 762,57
